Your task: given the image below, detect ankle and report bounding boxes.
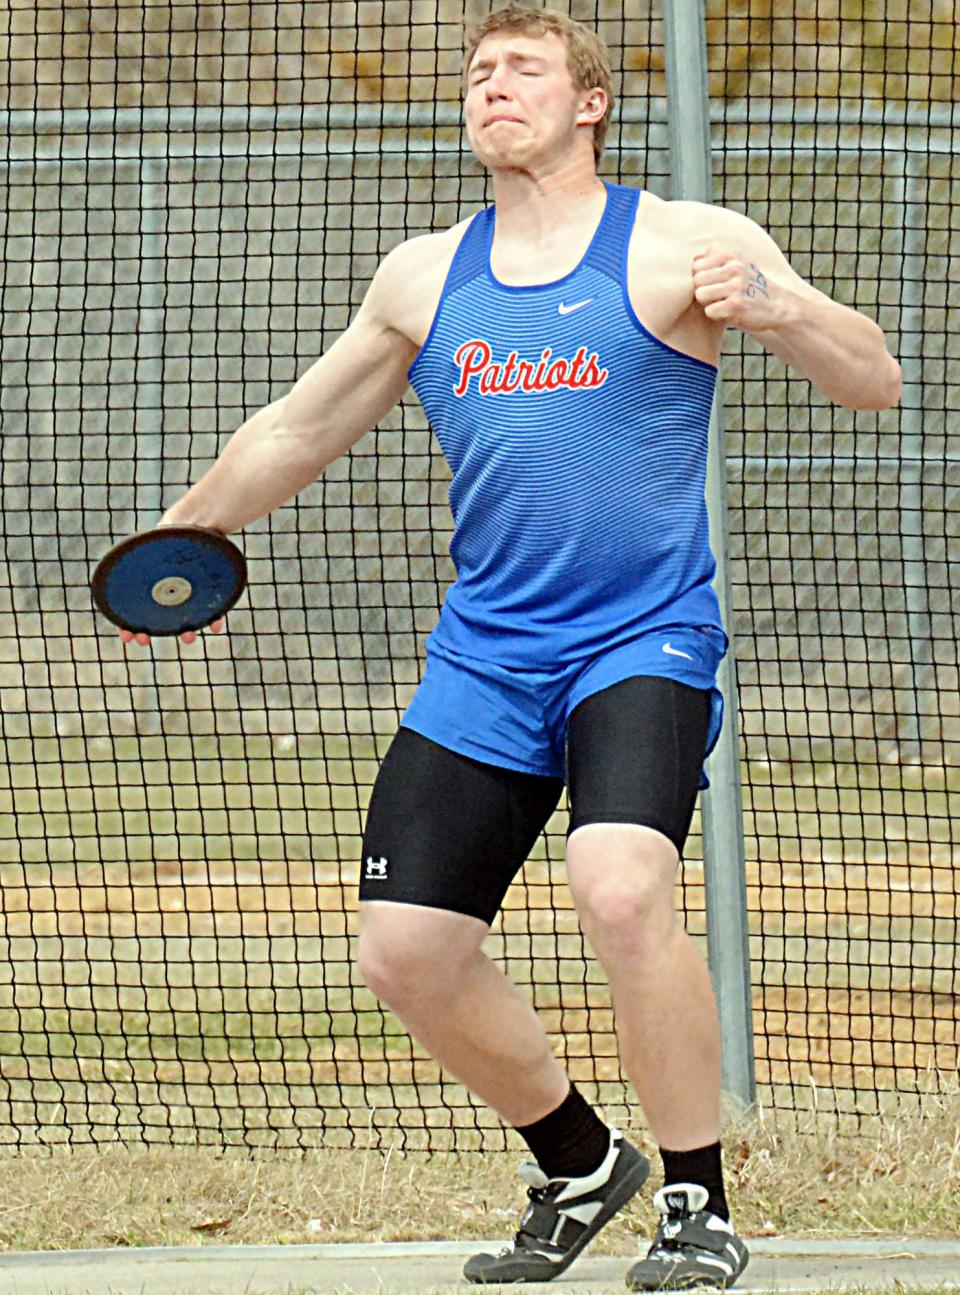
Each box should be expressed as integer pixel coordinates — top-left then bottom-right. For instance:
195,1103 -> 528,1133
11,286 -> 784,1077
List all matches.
659,1142 -> 729,1221
515,1083 -> 611,1180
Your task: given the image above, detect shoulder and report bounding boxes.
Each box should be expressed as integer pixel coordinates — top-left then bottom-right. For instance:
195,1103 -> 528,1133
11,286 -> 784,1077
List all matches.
636,193 -> 769,246
370,219 -> 477,300
364,217 -> 479,343
625,193 -> 780,364
646,197 -> 790,263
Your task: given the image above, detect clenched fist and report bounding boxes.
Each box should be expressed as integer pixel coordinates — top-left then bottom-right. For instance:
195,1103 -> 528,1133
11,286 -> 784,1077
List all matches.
692,247 -> 785,333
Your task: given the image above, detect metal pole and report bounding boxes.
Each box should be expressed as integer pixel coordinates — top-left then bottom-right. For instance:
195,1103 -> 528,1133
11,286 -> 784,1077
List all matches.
895,163 -> 934,760
1,97 -> 950,141
662,0 -> 757,1109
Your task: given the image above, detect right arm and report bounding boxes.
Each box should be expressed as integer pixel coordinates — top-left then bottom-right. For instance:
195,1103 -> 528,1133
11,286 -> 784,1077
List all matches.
117,225 -> 465,644
160,244 -> 423,535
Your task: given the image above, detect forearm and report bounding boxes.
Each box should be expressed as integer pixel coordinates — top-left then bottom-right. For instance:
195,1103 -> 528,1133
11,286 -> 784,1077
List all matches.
160,399 -> 331,534
749,285 -> 902,411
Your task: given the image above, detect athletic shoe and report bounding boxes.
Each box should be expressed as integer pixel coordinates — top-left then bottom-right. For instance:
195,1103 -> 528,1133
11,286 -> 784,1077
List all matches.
626,1183 -> 749,1289
463,1127 -> 650,1284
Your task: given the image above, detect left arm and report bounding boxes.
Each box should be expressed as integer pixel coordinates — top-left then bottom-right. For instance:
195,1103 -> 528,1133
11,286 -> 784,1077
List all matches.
689,205 -> 902,411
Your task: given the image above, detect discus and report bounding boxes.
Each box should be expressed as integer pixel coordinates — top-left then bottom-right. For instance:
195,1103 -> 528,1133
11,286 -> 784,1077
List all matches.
91,525 -> 247,636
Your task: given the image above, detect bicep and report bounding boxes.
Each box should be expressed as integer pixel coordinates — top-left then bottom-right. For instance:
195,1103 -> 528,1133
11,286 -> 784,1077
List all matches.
707,207 -> 815,293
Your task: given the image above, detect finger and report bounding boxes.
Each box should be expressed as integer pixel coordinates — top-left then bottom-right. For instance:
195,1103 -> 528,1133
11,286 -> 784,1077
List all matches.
693,258 -> 726,277
134,631 -> 150,646
695,282 -> 739,306
118,629 -> 133,644
178,618 -> 225,644
692,248 -> 732,270
693,265 -> 738,289
702,298 -> 739,321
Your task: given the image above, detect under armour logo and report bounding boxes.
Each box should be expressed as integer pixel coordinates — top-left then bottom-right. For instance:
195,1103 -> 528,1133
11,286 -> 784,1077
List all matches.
364,855 -> 389,880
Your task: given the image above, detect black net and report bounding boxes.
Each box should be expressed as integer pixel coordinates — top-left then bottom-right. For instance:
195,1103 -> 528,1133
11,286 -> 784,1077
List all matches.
711,3 -> 959,1121
0,1 -> 955,1152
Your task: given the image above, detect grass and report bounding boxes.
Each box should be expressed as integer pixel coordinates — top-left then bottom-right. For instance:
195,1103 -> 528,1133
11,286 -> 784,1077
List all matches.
0,1087 -> 957,1254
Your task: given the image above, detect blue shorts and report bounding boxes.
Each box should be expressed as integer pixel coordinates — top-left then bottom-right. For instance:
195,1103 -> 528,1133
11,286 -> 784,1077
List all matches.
400,624 -> 727,787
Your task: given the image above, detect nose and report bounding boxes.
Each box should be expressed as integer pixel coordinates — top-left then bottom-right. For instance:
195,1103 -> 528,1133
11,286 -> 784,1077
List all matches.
483,59 -> 513,99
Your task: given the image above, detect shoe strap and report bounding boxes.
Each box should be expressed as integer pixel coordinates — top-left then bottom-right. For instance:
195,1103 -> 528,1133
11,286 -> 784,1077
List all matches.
517,1197 -> 587,1252
650,1213 -> 733,1259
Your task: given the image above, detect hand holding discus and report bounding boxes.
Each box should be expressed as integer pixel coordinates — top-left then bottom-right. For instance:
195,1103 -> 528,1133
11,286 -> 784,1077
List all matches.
90,524 -> 247,646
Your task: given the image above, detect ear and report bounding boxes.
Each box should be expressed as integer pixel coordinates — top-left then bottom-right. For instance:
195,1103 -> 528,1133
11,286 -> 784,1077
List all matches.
576,86 -> 608,127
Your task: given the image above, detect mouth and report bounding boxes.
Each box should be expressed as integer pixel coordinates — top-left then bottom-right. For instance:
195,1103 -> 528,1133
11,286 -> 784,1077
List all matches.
484,116 -> 524,127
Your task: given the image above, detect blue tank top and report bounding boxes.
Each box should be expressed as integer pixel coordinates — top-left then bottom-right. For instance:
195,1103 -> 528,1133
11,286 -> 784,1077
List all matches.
408,182 -> 724,667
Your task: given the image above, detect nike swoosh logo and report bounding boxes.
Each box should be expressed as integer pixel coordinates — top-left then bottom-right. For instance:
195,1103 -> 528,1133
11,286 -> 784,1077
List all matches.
557,299 -> 593,315
662,643 -> 694,660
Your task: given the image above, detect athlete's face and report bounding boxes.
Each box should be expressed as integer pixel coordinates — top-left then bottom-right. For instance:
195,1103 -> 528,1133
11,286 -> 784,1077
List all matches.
464,31 -> 603,172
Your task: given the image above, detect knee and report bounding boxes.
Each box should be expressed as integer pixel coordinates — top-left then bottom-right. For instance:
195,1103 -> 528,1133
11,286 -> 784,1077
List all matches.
567,828 -> 678,951
356,908 -> 482,1010
576,873 -> 671,947
356,924 -> 432,1008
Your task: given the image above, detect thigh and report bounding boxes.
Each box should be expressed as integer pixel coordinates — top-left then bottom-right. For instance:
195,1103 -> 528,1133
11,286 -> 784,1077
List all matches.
360,727 -> 565,925
566,676 -> 712,855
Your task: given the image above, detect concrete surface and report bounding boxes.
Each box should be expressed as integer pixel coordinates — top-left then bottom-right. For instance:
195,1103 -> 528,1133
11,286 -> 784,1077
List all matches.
0,1237 -> 957,1295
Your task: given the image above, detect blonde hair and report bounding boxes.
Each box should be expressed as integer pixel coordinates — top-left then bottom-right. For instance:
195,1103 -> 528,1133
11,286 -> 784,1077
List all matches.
463,5 -> 615,164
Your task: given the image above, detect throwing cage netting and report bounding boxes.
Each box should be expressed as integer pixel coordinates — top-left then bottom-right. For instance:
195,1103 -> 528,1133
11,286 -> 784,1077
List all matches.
0,1 -> 957,1149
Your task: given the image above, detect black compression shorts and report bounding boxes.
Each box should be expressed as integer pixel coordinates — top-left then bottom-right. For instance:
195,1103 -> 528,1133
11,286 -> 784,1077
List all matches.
359,675 -> 712,925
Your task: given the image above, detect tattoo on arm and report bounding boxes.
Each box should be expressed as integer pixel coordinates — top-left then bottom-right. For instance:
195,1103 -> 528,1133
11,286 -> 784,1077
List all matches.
746,263 -> 769,299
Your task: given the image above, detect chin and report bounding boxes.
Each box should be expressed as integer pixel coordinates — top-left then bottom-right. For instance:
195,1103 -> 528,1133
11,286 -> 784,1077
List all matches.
478,141 -> 537,171
469,128 -> 532,167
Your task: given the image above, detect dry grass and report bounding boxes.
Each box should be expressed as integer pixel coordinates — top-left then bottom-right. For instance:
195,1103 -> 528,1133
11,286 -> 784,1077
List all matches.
0,1086 -> 957,1254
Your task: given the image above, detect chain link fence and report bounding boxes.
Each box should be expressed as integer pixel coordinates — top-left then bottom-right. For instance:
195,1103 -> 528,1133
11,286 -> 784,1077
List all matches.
0,2 -> 956,1148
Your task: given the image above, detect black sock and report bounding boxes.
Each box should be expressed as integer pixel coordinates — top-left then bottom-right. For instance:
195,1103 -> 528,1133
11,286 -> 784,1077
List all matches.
514,1084 -> 611,1181
659,1142 -> 729,1221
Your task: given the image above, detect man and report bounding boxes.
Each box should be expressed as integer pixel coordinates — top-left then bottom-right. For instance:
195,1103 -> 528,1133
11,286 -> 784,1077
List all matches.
121,5 -> 902,1287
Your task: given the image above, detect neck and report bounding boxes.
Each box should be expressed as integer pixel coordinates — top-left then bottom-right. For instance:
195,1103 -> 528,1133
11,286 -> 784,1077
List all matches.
489,155 -> 605,240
